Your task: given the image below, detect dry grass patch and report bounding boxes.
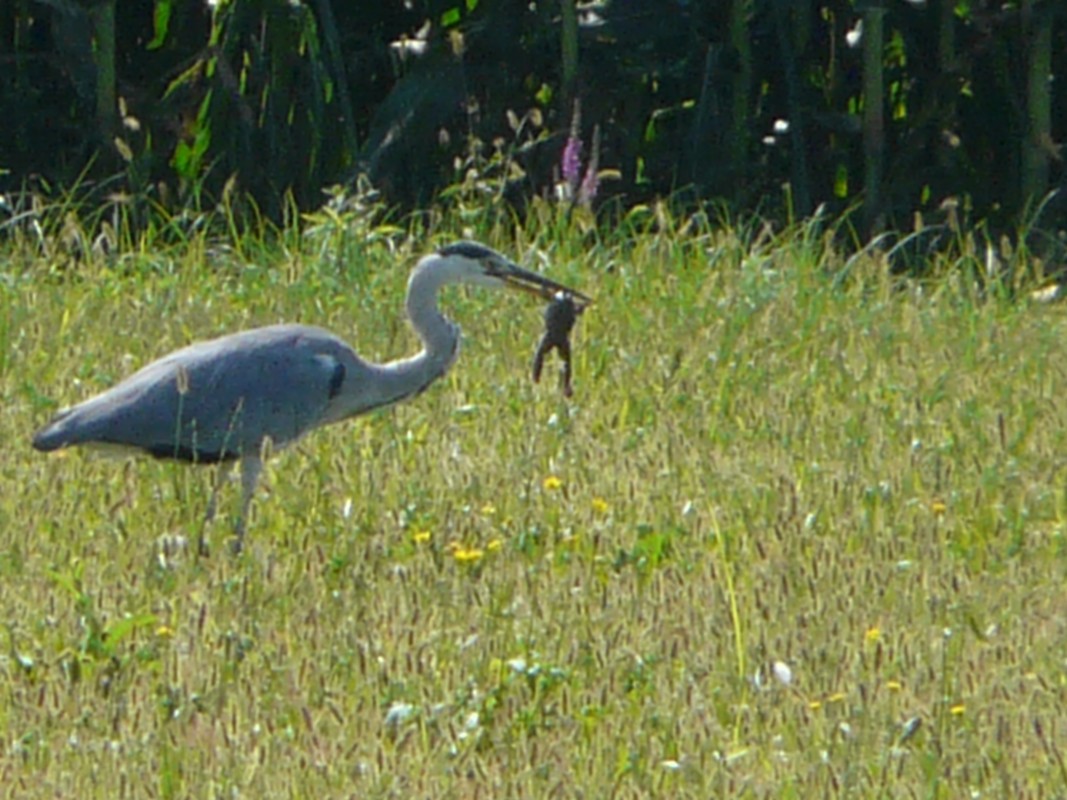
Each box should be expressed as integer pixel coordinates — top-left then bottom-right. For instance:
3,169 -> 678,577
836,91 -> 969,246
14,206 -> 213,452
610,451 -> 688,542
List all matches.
3,215 -> 1067,796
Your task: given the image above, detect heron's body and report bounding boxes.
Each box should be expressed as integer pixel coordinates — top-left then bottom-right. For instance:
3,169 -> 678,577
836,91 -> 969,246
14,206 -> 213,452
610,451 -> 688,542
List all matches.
32,323 -> 454,463
32,241 -> 589,551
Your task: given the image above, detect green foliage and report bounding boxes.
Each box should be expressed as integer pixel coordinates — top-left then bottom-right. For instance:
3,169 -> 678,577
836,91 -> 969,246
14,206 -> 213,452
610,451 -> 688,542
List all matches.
5,206 -> 1067,794
1,1 -> 1063,230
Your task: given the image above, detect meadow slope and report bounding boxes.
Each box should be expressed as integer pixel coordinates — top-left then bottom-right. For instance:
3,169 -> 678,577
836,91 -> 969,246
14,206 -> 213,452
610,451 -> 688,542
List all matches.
3,216 -> 1067,797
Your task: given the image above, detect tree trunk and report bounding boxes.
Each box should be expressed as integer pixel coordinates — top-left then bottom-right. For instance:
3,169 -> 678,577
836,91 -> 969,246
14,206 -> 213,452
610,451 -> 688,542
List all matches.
560,0 -> 579,111
729,0 -> 752,202
936,0 -> 957,175
862,1 -> 886,236
313,0 -> 359,162
773,0 -> 812,218
1020,1 -> 1053,208
89,0 -> 117,149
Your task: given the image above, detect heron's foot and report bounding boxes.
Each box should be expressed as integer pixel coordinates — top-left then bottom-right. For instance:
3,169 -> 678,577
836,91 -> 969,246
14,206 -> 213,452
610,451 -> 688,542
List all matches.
229,518 -> 247,556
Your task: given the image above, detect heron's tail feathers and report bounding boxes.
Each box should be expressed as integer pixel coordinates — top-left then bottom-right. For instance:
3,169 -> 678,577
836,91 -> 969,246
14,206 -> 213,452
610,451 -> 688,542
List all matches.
32,409 -> 80,452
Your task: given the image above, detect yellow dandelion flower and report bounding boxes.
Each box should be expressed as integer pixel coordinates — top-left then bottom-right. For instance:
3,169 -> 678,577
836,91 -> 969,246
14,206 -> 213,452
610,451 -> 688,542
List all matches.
481,502 -> 497,516
950,703 -> 965,715
412,530 -> 431,544
931,500 -> 947,516
591,497 -> 609,514
155,625 -> 174,639
886,680 -> 903,691
453,547 -> 485,564
828,692 -> 847,703
543,475 -> 563,491
865,626 -> 881,643
486,538 -> 503,552
808,700 -> 823,710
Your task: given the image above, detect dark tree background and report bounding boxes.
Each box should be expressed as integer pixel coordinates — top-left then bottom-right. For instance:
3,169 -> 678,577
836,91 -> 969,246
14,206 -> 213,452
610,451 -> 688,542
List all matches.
0,0 -> 1063,234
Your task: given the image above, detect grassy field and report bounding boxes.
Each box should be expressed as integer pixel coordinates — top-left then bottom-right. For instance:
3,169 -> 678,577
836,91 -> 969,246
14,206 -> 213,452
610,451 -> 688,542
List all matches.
3,206 -> 1067,797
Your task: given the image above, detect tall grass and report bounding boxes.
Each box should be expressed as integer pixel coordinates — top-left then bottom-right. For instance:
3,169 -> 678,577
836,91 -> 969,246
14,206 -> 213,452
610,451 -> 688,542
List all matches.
3,201 -> 1067,797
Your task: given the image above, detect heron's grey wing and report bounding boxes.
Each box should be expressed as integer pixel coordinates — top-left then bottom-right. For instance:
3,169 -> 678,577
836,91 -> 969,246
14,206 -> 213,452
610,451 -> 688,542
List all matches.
33,326 -> 348,462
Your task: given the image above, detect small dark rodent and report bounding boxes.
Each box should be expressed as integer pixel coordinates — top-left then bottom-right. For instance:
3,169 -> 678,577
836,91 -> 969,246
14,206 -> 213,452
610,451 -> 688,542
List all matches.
532,291 -> 583,397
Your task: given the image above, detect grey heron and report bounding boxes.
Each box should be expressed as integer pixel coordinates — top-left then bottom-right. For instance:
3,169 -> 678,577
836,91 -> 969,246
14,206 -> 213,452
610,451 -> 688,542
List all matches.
32,241 -> 591,552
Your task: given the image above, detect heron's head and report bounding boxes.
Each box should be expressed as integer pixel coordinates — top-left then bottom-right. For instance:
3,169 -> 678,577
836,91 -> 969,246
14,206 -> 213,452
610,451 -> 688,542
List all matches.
432,240 -> 592,306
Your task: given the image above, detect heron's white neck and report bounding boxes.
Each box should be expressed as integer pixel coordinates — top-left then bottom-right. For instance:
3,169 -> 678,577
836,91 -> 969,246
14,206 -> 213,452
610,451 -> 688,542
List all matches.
361,257 -> 462,409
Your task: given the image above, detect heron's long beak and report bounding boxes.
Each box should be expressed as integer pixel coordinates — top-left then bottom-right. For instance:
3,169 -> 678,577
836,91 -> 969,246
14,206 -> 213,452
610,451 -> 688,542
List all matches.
492,259 -> 593,307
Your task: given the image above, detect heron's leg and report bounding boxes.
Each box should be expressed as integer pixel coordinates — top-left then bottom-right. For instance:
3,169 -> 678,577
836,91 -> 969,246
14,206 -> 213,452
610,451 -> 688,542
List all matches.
204,464 -> 227,523
231,455 -> 263,555
197,463 -> 235,557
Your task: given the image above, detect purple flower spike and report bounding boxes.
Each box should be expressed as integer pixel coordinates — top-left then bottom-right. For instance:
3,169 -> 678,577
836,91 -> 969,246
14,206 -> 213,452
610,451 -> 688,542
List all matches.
562,136 -> 583,190
578,124 -> 601,206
